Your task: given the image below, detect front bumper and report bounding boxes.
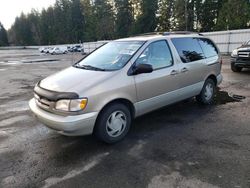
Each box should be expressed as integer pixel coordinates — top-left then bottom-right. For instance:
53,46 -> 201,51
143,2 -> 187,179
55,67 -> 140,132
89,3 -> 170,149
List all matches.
231,57 -> 250,68
29,98 -> 98,136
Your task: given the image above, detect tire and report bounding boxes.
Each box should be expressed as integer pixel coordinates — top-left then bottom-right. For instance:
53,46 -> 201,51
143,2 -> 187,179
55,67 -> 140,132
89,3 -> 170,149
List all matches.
94,103 -> 131,144
231,63 -> 242,72
196,78 -> 216,105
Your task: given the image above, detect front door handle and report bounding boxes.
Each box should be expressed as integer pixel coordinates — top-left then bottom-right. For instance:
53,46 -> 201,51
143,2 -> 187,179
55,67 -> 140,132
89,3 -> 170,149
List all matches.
181,67 -> 188,73
170,70 -> 178,75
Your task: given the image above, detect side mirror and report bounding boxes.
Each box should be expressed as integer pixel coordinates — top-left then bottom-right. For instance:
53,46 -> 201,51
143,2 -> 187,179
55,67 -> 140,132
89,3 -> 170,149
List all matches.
131,63 -> 153,75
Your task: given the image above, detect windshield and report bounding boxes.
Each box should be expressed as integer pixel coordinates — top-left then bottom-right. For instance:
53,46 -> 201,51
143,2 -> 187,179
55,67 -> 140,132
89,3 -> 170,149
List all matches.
243,40 -> 250,46
75,41 -> 144,71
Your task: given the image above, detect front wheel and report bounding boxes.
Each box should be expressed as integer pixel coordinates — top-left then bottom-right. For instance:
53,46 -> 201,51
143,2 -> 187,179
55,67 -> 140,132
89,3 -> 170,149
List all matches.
196,78 -> 216,105
231,63 -> 242,72
94,103 -> 131,144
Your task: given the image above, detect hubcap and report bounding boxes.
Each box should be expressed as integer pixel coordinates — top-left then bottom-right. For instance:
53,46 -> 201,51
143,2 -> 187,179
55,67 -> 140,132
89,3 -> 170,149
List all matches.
204,83 -> 214,101
106,111 -> 127,137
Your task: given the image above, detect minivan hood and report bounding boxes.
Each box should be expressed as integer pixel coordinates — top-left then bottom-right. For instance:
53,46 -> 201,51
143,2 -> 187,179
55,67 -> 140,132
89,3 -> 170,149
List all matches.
40,66 -> 117,95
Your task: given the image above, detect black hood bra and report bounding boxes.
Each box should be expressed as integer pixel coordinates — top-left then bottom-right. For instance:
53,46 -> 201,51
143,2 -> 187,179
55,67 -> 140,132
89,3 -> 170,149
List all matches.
34,81 -> 79,101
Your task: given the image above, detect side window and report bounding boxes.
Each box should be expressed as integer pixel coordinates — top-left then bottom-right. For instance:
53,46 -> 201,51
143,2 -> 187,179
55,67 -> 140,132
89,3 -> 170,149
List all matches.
136,40 -> 173,70
197,38 -> 218,58
171,37 -> 204,63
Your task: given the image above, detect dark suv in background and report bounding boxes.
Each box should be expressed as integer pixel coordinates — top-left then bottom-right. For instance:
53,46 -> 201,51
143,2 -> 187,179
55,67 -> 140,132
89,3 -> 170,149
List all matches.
231,40 -> 250,72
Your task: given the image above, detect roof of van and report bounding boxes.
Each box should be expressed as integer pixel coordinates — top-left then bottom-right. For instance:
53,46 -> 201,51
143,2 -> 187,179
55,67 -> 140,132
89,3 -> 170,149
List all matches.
116,31 -> 204,42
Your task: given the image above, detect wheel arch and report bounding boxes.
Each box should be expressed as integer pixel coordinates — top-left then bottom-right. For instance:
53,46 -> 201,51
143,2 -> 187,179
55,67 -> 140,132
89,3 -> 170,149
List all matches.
206,74 -> 217,86
96,98 -> 135,121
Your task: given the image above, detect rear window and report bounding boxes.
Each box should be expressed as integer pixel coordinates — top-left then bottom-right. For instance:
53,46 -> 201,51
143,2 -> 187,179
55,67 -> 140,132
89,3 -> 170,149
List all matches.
197,38 -> 218,58
171,37 -> 204,63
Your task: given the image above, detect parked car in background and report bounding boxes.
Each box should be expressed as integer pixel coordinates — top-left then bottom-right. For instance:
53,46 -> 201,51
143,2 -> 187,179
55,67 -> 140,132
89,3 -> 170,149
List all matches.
39,47 -> 45,53
29,32 -> 222,143
67,46 -> 72,51
44,47 -> 53,54
231,40 -> 250,72
50,46 -> 68,55
68,45 -> 83,52
39,47 -> 50,53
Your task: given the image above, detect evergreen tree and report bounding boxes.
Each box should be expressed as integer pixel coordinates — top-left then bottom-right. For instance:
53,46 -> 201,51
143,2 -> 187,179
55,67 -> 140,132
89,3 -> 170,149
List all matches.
81,0 -> 97,41
134,0 -> 158,34
173,0 -> 186,30
53,0 -> 72,43
71,0 -> 85,43
0,22 -> 9,46
157,0 -> 175,31
130,0 -> 142,19
40,7 -> 56,45
216,0 -> 250,30
115,0 -> 134,37
194,0 -> 225,32
27,10 -> 41,44
129,0 -> 142,35
173,0 -> 196,31
10,13 -> 34,45
94,0 -> 115,40
6,0 -> 250,45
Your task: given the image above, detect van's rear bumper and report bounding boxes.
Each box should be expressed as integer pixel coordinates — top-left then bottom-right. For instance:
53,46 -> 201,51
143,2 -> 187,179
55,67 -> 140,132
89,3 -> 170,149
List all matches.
29,98 -> 98,136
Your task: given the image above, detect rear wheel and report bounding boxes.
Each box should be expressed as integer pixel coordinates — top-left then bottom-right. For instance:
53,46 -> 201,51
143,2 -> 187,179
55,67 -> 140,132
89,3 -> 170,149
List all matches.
196,78 -> 216,105
231,63 -> 242,72
94,103 -> 131,144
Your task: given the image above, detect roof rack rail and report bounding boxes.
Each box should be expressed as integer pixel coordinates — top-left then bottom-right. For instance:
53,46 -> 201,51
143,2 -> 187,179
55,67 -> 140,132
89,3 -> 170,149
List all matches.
134,32 -> 164,36
162,31 -> 203,36
131,31 -> 203,37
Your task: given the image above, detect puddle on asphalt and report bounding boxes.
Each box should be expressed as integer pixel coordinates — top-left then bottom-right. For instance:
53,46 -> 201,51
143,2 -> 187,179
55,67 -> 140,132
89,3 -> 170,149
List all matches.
21,59 -> 59,63
214,88 -> 246,105
0,101 -> 29,115
0,59 -> 59,64
2,61 -> 20,65
0,115 -> 30,127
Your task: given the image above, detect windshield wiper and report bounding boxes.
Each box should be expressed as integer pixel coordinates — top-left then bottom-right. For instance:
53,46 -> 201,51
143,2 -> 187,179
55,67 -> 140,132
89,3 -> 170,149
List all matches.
73,63 -> 106,71
82,65 -> 106,71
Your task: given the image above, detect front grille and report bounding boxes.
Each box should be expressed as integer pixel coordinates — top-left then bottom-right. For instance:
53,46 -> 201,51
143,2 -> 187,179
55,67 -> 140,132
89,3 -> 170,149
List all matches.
39,98 -> 51,108
34,93 -> 55,111
238,51 -> 250,58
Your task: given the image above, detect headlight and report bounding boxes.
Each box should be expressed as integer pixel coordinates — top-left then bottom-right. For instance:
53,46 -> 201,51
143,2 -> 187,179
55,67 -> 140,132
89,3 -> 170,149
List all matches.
70,99 -> 88,111
231,49 -> 238,57
55,98 -> 87,112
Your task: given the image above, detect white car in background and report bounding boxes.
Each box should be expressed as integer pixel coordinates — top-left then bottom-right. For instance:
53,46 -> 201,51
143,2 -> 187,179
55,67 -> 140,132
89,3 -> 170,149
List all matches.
39,47 -> 45,53
39,47 -> 51,53
50,47 -> 68,55
44,47 -> 53,54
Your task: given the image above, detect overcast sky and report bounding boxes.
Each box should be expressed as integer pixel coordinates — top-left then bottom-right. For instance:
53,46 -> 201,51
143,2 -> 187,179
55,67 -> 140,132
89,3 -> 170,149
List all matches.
0,0 -> 56,30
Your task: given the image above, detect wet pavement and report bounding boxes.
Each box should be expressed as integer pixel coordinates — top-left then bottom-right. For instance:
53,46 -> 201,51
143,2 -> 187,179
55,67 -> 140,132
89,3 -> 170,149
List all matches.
0,51 -> 249,188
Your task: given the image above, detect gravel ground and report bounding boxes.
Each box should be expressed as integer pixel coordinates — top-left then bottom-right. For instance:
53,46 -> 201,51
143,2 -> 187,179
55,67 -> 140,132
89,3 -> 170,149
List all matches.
0,50 -> 249,188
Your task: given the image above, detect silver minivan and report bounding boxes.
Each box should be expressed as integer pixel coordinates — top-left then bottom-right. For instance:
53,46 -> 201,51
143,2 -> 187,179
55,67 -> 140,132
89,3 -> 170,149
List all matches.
29,32 -> 222,143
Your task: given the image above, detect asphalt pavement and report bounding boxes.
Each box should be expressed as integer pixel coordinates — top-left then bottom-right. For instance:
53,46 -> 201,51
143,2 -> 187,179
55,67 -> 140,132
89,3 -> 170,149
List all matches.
0,50 -> 249,188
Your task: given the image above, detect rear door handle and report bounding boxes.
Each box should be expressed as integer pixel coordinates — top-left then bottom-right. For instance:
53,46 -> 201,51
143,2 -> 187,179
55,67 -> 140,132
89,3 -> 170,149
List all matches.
181,67 -> 188,73
170,70 -> 178,75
